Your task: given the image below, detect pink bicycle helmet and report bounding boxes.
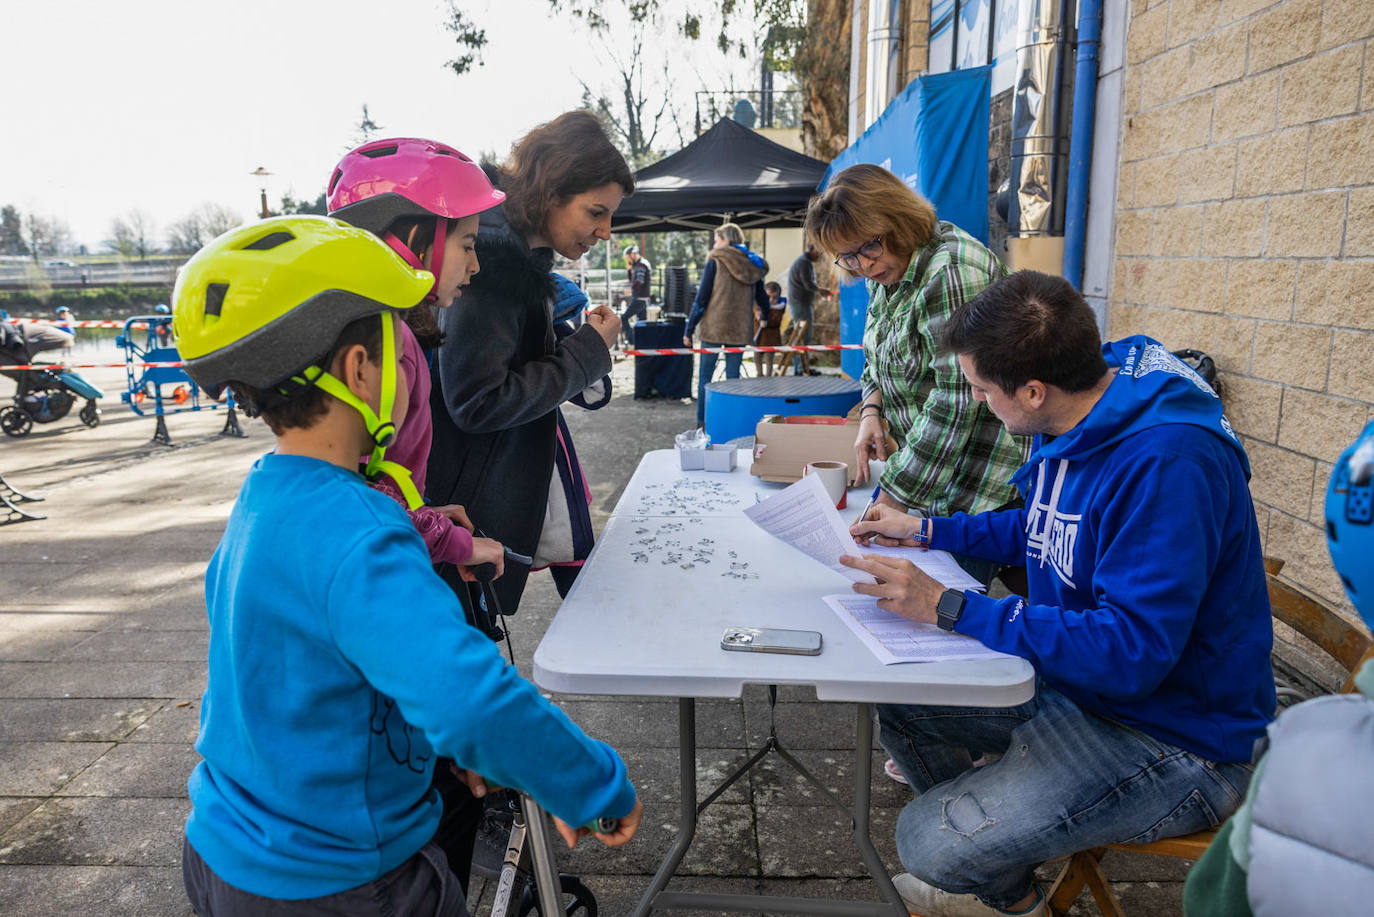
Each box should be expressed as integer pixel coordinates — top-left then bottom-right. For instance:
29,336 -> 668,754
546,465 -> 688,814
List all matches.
327,138 -> 505,298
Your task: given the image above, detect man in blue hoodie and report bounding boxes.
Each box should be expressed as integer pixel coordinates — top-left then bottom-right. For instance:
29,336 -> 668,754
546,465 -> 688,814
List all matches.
845,270 -> 1274,917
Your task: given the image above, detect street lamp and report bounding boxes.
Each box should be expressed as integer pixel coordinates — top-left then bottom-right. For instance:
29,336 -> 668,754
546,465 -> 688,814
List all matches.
250,167 -> 273,219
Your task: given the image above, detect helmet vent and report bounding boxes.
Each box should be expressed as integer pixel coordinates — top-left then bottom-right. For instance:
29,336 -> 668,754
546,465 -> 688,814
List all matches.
204,283 -> 229,317
360,144 -> 399,159
328,168 -> 343,194
242,231 -> 296,251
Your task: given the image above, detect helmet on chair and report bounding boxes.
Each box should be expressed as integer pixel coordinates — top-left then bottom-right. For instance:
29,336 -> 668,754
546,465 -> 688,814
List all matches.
1326,420 -> 1374,626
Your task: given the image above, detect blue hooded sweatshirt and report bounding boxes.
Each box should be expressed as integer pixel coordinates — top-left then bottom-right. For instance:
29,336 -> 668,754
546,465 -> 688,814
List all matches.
932,336 -> 1275,763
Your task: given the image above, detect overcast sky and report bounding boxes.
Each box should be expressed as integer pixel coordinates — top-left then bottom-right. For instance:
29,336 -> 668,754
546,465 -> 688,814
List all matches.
2,0 -> 754,251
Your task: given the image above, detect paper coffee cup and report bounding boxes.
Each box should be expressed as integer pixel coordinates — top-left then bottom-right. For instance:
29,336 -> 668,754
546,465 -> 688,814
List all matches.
803,460 -> 848,509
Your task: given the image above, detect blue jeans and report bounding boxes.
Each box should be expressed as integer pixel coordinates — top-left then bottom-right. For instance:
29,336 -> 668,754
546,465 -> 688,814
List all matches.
787,303 -> 812,375
696,342 -> 742,425
879,683 -> 1253,910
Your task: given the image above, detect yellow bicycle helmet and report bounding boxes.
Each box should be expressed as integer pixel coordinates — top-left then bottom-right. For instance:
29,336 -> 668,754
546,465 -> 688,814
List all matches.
172,215 -> 434,508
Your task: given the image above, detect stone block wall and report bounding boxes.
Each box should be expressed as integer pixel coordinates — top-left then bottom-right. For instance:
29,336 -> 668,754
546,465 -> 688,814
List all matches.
1110,0 -> 1374,618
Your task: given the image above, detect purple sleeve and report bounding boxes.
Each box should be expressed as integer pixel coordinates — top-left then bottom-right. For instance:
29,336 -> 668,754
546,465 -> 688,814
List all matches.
371,478 -> 475,566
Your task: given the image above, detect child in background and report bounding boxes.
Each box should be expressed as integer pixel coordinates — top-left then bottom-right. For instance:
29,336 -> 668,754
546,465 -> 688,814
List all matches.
755,281 -> 787,376
327,137 -> 505,580
174,216 -> 640,916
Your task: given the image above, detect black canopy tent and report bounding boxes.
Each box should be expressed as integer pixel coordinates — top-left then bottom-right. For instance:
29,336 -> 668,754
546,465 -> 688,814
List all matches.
610,118 -> 830,232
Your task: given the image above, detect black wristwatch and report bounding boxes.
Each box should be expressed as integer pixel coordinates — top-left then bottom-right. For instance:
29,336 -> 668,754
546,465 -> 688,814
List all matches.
935,589 -> 967,632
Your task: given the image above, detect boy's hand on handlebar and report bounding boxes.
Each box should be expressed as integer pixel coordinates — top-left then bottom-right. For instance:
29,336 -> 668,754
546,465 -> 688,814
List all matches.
456,538 -> 505,582
552,797 -> 643,849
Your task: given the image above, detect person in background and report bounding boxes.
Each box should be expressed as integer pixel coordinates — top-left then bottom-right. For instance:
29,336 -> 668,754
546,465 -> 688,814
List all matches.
805,164 -> 1026,584
683,222 -> 767,427
847,270 -> 1273,917
754,282 -> 786,376
426,110 -> 629,620
785,242 -> 825,375
1184,420 -> 1374,917
621,243 -> 651,349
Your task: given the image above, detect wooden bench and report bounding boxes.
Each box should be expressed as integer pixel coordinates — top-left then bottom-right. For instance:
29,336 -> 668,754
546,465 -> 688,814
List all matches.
1045,556 -> 1374,916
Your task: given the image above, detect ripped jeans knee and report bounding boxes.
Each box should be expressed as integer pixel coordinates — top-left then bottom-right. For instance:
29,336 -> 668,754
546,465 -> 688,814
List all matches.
941,791 -> 996,838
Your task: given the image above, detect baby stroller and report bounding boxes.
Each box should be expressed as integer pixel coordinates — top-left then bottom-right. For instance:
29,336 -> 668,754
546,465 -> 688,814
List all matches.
0,321 -> 103,438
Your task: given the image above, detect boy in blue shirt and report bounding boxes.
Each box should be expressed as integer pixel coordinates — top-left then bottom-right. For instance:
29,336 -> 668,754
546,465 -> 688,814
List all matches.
172,216 -> 640,916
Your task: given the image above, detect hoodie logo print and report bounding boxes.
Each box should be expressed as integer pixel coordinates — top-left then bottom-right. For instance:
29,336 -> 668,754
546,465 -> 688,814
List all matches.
1122,343 -> 1218,398
1025,459 -> 1081,589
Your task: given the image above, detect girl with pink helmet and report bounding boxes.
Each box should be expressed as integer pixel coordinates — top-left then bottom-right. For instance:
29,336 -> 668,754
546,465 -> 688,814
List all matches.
327,137 -> 511,894
327,138 -> 506,581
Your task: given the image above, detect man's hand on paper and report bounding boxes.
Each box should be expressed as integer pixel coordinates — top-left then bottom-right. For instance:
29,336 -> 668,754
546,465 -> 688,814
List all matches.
839,553 -> 943,624
850,503 -> 922,547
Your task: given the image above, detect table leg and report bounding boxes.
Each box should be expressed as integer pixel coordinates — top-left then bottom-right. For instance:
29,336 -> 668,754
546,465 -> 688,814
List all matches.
852,703 -> 907,916
632,697 -> 699,917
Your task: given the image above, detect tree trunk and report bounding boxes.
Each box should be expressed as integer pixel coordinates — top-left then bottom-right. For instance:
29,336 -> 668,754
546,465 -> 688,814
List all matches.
798,0 -> 851,161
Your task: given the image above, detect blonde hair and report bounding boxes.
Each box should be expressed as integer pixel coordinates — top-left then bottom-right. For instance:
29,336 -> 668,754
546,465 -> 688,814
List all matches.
804,164 -> 937,277
715,222 -> 744,245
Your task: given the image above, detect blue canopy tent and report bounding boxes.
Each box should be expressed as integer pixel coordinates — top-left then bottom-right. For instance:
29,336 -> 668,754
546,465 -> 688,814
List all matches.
823,66 -> 992,379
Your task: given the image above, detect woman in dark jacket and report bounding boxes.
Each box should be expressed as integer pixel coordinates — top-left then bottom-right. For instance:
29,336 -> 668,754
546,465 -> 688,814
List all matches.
426,111 -> 632,622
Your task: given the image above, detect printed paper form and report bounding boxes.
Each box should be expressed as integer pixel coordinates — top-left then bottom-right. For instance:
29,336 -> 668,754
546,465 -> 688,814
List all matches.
744,473 -> 877,584
851,542 -> 987,593
744,473 -> 990,591
823,594 -> 1014,665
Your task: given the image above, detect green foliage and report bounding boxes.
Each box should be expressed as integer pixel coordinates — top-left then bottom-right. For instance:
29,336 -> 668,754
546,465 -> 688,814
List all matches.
0,285 -> 175,316
549,0 -> 804,63
443,3 -> 487,76
356,104 -> 382,145
0,205 -> 25,256
276,192 -> 328,216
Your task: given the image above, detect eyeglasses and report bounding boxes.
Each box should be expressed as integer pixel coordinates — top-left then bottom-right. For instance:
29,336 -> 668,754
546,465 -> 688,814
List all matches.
834,238 -> 884,271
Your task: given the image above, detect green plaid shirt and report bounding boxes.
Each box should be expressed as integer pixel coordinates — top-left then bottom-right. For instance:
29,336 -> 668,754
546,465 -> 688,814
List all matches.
861,222 -> 1028,516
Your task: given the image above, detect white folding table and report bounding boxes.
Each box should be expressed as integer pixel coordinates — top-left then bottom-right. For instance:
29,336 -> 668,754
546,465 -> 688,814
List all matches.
534,449 -> 1036,915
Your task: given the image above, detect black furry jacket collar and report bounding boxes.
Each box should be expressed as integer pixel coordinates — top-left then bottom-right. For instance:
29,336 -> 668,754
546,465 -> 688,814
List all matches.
468,164 -> 555,310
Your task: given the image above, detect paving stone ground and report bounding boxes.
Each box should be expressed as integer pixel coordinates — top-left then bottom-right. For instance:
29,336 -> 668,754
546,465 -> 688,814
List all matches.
0,353 -> 1187,915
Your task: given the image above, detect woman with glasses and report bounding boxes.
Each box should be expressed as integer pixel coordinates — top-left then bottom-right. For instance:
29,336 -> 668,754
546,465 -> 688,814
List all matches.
805,164 -> 1027,583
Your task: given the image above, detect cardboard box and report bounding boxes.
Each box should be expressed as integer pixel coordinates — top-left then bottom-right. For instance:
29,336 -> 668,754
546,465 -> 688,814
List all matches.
750,415 -> 862,483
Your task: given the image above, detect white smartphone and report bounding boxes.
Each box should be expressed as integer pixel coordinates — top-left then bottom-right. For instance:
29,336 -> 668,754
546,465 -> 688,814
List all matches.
720,626 -> 823,656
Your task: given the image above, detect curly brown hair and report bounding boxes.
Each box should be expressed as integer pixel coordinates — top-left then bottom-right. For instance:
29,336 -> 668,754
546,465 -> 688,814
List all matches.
804,164 -> 937,278
496,111 -> 635,240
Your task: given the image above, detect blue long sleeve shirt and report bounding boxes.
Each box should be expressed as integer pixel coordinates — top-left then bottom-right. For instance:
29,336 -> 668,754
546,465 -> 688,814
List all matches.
931,337 -> 1274,763
186,454 -> 634,899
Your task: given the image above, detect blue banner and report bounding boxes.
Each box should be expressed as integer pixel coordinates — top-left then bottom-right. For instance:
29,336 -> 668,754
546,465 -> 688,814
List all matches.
824,67 -> 992,379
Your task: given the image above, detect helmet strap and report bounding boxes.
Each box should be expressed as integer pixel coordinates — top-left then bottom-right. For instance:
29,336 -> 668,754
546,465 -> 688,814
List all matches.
425,217 -> 447,302
297,314 -> 422,510
381,218 -> 447,304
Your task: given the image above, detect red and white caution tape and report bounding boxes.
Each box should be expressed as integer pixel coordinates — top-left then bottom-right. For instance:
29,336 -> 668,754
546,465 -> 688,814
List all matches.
3,318 -> 153,329
0,361 -> 185,372
614,343 -> 862,357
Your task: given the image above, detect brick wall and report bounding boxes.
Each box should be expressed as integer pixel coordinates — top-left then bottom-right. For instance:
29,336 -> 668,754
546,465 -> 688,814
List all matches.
1110,0 -> 1374,619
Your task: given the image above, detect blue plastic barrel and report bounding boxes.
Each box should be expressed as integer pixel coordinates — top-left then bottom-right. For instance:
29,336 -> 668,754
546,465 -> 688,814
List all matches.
704,376 -> 862,444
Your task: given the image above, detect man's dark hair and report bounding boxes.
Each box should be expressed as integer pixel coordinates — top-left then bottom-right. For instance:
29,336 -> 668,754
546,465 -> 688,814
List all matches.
940,270 -> 1108,394
229,313 -> 384,435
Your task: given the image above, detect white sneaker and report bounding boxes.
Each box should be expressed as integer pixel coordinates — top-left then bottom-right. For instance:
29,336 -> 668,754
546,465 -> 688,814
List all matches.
892,873 -> 1046,917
